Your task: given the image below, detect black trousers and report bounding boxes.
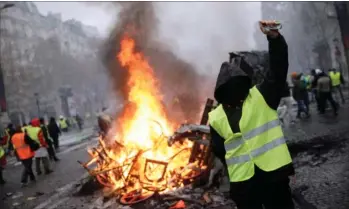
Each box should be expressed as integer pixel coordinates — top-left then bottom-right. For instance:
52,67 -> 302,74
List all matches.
0,166 -> 4,182
47,141 -> 58,160
35,157 -> 50,174
51,135 -> 59,149
230,168 -> 294,209
318,92 -> 338,114
333,85 -> 345,103
21,158 -> 35,183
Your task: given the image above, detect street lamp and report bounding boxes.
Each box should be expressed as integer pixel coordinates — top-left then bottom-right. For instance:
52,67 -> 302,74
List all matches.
0,3 -> 15,11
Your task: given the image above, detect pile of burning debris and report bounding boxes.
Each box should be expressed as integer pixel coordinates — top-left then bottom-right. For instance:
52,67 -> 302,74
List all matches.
79,98 -> 234,208
78,35 -> 233,208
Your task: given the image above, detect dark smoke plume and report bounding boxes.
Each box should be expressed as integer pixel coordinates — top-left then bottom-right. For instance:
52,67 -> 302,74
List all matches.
101,2 -> 207,124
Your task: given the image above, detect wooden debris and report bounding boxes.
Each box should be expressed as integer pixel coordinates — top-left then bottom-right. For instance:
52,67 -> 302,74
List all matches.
203,192 -> 212,204
169,200 -> 186,209
163,194 -> 204,206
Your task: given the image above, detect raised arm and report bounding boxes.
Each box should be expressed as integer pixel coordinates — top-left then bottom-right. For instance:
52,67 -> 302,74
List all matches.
257,21 -> 289,110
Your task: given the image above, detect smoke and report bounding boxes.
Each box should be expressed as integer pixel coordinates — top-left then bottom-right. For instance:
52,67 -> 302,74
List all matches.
101,2 -> 208,123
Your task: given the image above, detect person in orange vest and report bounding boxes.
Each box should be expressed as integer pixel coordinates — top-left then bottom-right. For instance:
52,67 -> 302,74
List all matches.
11,126 -> 36,187
27,118 -> 53,175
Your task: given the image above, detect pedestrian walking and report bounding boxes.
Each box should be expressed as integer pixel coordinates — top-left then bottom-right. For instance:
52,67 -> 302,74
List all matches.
11,126 -> 36,187
278,81 -> 296,126
329,68 -> 345,104
209,20 -> 294,209
317,71 -> 338,116
75,114 -> 83,131
291,72 -> 310,119
48,117 -> 61,150
26,118 -> 53,175
40,118 -> 59,161
310,69 -> 321,112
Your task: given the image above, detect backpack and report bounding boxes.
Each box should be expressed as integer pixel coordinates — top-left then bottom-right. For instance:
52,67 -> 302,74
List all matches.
24,134 -> 40,151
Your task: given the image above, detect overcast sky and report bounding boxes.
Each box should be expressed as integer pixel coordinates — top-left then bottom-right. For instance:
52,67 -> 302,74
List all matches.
34,2 -> 262,75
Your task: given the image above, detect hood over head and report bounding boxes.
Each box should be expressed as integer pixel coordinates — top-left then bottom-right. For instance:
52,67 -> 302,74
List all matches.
214,56 -> 253,106
31,118 -> 40,127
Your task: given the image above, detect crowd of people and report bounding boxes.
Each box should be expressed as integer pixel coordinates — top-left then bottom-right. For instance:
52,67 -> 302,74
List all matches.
0,116 -> 72,187
278,68 -> 346,126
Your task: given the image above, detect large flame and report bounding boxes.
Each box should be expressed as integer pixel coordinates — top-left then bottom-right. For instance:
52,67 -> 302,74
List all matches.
88,35 -> 196,195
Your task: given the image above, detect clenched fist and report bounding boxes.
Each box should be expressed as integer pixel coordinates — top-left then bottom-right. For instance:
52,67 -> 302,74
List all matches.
259,20 -> 280,38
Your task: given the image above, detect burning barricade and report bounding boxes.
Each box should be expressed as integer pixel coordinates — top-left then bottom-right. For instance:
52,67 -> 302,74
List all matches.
78,35 -> 232,208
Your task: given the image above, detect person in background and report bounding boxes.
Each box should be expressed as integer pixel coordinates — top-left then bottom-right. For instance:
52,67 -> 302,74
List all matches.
0,124 -> 9,185
6,123 -> 18,161
26,118 -> 53,175
311,69 -> 321,112
40,118 -> 59,161
329,68 -> 345,104
11,126 -> 36,187
21,123 -> 29,133
291,72 -> 310,119
317,71 -> 338,116
300,73 -> 310,112
48,117 -> 61,150
278,81 -> 295,125
75,114 -> 83,131
58,116 -> 68,132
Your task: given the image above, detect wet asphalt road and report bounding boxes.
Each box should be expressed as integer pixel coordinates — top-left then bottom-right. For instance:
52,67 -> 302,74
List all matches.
1,102 -> 349,209
0,129 -> 96,209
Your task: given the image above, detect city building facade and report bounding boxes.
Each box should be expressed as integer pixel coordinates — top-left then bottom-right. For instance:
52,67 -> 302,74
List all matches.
0,2 -> 103,125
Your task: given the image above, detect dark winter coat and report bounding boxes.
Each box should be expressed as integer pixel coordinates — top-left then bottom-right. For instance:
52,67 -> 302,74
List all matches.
48,120 -> 61,139
210,34 -> 294,186
292,75 -> 307,101
281,81 -> 291,98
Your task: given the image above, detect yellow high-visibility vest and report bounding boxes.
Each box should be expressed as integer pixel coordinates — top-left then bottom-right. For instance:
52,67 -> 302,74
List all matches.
0,147 -> 4,159
22,126 -> 29,133
209,86 -> 292,182
329,71 -> 341,87
59,119 -> 68,129
26,126 -> 41,144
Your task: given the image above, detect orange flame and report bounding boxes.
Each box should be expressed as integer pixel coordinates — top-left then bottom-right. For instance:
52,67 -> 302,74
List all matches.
90,35 -> 195,194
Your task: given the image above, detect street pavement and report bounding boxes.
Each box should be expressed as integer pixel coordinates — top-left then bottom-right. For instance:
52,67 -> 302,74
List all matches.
1,102 -> 349,209
0,128 -> 97,209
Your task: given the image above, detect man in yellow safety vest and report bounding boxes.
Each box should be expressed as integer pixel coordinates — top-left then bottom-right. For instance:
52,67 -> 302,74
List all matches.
209,20 -> 294,209
329,68 -> 345,104
58,116 -> 68,132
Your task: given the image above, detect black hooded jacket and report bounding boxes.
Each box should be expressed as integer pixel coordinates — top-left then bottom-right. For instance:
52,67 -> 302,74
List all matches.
210,34 -> 294,184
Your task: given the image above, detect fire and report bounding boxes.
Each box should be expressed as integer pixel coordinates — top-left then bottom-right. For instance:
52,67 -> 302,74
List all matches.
85,35 -> 197,196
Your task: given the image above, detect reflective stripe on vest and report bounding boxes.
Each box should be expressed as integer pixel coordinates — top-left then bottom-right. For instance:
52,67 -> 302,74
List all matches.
209,86 -> 292,182
329,72 -> 341,86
